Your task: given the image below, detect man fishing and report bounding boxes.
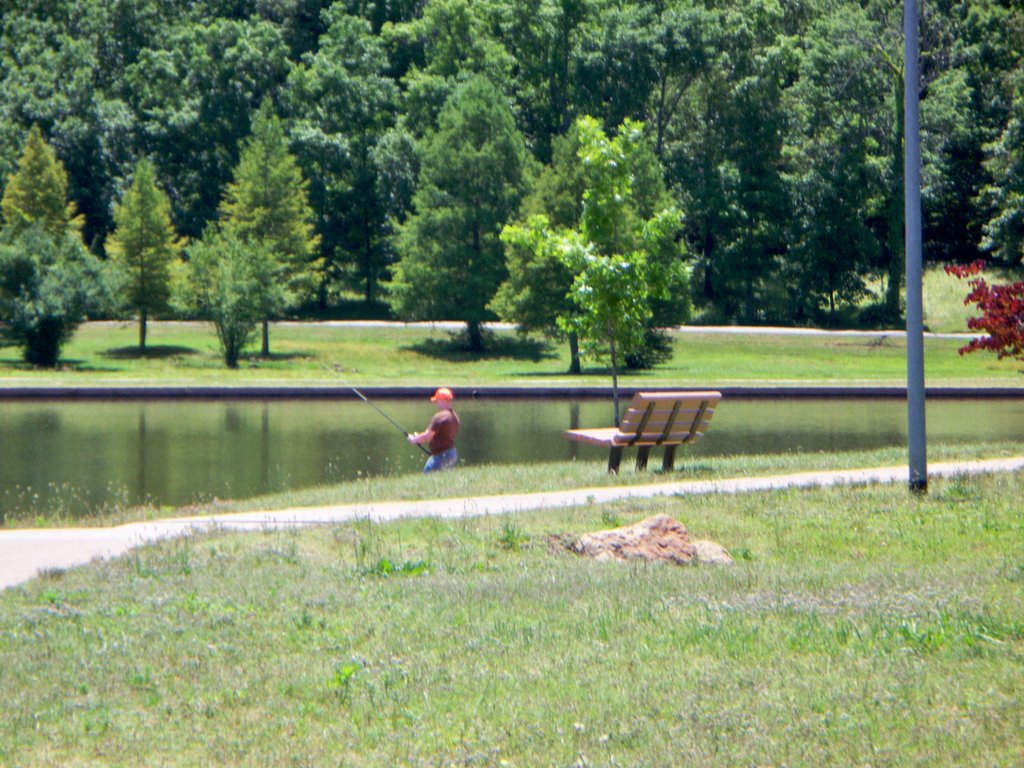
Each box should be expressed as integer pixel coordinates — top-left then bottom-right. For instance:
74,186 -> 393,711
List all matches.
407,387 -> 460,473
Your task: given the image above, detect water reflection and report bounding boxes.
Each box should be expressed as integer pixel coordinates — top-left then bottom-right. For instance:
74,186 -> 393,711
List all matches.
0,397 -> 1021,520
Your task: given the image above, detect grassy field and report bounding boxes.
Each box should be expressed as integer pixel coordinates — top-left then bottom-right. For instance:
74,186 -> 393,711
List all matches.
921,265 -> 984,333
0,319 -> 1021,388
2,277 -> 1021,764
862,264 -> 985,335
1,467 -> 1021,766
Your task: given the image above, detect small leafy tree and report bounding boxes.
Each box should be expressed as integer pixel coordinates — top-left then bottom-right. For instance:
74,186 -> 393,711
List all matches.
558,243 -> 655,424
946,261 -> 1024,366
492,127 -> 587,372
492,215 -> 581,371
176,229 -> 284,368
219,100 -> 320,357
495,119 -> 688,376
0,225 -> 115,366
503,117 -> 686,423
572,117 -> 687,387
106,159 -> 182,350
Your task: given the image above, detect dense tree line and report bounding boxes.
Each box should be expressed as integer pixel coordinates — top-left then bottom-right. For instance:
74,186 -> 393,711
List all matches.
0,0 -> 1022,352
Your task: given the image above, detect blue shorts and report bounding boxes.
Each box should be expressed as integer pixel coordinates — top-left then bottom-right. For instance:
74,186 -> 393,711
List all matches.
423,447 -> 458,473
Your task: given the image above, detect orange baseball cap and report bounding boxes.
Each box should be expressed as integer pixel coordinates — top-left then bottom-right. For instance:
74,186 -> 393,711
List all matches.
430,387 -> 454,402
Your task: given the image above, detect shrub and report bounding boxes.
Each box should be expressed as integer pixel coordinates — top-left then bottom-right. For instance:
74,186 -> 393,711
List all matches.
0,224 -> 117,366
175,229 -> 283,368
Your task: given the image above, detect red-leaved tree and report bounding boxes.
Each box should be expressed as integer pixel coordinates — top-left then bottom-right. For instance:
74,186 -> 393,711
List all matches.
945,261 -> 1024,363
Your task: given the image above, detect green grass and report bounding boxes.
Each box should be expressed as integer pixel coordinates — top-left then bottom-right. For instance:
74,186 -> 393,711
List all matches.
1,469 -> 1022,766
922,265 -> 980,334
212,439 -> 1024,510
0,319 -> 1021,388
862,264 -> 1009,335
1,298 -> 1021,762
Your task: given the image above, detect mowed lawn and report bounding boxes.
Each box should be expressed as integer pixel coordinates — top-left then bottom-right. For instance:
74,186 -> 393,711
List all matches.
2,301 -> 1022,764
0,470 -> 1021,766
0,320 -> 1020,387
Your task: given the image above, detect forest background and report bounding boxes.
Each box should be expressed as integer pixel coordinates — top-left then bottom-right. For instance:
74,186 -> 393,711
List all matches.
1,0 -> 1022,337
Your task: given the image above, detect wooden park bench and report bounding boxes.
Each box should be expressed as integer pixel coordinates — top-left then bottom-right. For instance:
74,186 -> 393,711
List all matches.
563,391 -> 722,472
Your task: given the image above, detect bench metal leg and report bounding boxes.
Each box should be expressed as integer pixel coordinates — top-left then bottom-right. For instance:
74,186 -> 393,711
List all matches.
608,446 -> 624,473
635,446 -> 651,471
662,445 -> 677,472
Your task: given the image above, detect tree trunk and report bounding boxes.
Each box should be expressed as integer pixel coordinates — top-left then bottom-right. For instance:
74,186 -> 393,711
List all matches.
262,319 -> 270,357
467,320 -> 483,352
744,278 -> 756,324
363,211 -> 374,303
568,332 -> 581,374
701,226 -> 716,303
139,308 -> 147,350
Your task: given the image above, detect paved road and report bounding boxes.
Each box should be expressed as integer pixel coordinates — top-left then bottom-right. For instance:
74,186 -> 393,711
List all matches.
290,319 -> 978,341
3,456 -> 1022,592
86,318 -> 977,340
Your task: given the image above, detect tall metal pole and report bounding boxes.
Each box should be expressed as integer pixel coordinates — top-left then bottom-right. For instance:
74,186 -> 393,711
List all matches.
904,0 -> 927,492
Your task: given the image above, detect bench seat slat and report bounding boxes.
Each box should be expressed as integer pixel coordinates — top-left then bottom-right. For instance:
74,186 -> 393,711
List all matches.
562,429 -> 710,447
562,427 -> 622,446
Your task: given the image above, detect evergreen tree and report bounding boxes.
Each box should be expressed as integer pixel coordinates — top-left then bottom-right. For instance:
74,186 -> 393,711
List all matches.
389,76 -> 528,351
0,125 -> 84,239
106,159 -> 182,349
219,100 -> 320,356
283,10 -> 400,305
0,125 -> 113,366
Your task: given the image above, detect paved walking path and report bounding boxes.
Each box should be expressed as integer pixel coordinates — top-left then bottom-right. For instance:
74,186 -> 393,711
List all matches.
3,456 -> 1022,592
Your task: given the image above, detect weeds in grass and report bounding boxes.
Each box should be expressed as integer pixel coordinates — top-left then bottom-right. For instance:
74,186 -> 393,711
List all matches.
496,521 -> 528,552
939,473 -> 977,503
360,557 -> 430,577
1003,560 -> 1024,582
329,662 -> 360,705
1,466 -> 1023,765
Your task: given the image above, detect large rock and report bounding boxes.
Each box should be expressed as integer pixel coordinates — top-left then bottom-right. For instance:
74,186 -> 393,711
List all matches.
691,539 -> 734,566
574,514 -> 732,566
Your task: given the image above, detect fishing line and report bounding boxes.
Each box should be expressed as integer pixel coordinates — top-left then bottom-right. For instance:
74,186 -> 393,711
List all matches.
321,364 -> 429,455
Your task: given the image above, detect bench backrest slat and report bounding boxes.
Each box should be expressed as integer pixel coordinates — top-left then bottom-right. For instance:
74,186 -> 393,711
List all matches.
660,400 -> 683,444
632,402 -> 656,437
685,399 -> 710,442
616,391 -> 721,445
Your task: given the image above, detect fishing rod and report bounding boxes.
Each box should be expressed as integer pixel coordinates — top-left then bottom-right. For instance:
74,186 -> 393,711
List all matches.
322,364 -> 429,455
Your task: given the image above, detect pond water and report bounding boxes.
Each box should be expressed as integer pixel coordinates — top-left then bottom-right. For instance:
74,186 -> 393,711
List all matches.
1,397 -> 1022,521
